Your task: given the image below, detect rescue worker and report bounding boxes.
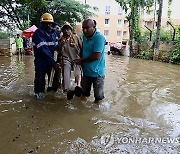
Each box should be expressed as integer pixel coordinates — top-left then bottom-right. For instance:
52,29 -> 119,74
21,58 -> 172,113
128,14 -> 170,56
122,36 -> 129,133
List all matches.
32,13 -> 60,99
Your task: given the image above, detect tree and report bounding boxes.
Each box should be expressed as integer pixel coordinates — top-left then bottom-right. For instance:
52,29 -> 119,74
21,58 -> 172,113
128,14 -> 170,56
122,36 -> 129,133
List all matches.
0,0 -> 47,30
153,0 -> 163,60
46,0 -> 92,28
0,0 -> 92,30
115,0 -> 154,56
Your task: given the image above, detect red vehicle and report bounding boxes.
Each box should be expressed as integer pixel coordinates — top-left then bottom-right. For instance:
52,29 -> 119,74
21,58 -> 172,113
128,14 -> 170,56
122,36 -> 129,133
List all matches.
26,46 -> 33,55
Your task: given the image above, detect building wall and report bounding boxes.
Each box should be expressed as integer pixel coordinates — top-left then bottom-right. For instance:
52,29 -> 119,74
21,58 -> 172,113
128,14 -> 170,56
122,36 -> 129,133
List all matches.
76,0 -> 180,43
0,38 -> 16,56
76,0 -> 128,43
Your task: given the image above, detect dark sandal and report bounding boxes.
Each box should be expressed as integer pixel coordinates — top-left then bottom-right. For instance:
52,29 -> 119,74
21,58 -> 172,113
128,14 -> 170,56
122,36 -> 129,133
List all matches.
75,86 -> 82,97
67,90 -> 75,100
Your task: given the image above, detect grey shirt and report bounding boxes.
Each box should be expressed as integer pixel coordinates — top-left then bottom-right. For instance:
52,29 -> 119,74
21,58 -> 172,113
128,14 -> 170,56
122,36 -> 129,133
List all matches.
61,34 -> 82,62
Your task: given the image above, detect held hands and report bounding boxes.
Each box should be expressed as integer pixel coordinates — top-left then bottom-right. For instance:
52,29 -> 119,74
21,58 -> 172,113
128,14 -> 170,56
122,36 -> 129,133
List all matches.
75,58 -> 83,65
53,63 -> 60,71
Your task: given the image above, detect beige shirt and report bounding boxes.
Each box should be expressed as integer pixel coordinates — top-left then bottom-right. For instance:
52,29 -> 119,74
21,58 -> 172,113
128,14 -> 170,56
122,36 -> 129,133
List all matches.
61,34 -> 82,62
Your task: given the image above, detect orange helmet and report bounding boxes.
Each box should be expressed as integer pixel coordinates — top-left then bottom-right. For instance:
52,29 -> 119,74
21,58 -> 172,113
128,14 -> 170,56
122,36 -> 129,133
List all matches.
41,13 -> 54,23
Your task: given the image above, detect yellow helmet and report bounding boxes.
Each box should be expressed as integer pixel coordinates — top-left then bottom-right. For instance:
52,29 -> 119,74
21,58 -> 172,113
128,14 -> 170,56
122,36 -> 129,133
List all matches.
41,13 -> 54,23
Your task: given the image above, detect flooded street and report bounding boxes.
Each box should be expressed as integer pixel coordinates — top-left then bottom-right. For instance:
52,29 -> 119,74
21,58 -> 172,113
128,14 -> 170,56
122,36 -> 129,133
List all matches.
0,55 -> 180,153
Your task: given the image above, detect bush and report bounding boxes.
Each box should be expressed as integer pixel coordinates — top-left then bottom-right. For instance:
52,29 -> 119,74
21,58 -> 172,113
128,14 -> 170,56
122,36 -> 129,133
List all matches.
169,48 -> 180,64
139,27 -> 175,43
139,49 -> 154,60
0,31 -> 11,39
139,29 -> 156,42
160,29 -> 172,41
169,36 -> 180,64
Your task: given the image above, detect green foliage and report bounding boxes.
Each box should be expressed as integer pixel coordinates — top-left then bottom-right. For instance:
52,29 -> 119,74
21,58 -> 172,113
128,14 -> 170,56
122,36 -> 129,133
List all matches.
47,0 -> 93,28
169,36 -> 180,64
0,0 -> 92,30
115,0 -> 154,51
0,0 -> 47,30
139,49 -> 154,60
134,13 -> 141,42
169,48 -> 180,64
139,29 -> 155,42
160,28 -> 172,41
115,0 -> 154,13
19,21 -> 30,31
139,25 -> 180,64
167,0 -> 172,21
139,26 -> 179,43
0,31 -> 11,39
160,25 -> 180,42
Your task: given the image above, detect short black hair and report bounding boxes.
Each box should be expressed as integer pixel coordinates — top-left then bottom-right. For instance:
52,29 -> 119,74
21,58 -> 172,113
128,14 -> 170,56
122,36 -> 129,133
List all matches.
93,20 -> 97,27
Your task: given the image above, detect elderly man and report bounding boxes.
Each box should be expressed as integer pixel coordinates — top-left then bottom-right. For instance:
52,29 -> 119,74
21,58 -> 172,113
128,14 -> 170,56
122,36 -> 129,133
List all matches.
76,19 -> 106,104
60,22 -> 82,100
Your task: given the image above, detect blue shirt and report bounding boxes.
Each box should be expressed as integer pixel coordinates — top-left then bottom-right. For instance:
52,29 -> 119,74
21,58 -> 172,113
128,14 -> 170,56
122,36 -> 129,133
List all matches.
82,29 -> 106,77
32,27 -> 59,71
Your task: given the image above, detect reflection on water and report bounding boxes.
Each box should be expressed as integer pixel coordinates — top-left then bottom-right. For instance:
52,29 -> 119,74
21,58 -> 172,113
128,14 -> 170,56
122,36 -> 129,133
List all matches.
0,55 -> 179,153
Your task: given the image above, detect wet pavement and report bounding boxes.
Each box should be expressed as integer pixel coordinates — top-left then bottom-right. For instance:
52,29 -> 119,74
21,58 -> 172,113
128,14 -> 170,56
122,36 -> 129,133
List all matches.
0,55 -> 180,153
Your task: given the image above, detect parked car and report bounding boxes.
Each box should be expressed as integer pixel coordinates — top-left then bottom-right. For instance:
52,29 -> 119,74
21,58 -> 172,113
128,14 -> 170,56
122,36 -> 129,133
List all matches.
110,42 -> 126,55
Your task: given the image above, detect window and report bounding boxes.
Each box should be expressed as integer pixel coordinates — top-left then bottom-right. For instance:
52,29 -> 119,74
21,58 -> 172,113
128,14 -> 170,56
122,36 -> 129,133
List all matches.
118,6 -> 123,15
123,31 -> 127,37
145,21 -> 152,27
117,31 -> 121,37
105,19 -> 109,25
104,30 -> 109,36
105,6 -> 110,15
124,20 -> 128,25
93,6 -> 99,11
147,10 -> 153,15
118,19 -> 122,26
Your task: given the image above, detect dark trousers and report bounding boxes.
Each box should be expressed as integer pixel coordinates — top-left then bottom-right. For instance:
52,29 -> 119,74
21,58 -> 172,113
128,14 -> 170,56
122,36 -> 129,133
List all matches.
34,69 -> 51,93
34,69 -> 60,93
81,75 -> 105,100
51,70 -> 61,91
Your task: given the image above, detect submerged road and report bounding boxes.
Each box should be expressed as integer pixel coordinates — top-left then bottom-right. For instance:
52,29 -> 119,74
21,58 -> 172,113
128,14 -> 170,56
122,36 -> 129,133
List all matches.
0,55 -> 179,153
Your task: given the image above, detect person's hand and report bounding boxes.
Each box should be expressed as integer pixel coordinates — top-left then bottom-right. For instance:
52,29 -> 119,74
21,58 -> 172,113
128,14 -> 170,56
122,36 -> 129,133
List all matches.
60,37 -> 66,45
75,58 -> 83,65
53,63 -> 60,71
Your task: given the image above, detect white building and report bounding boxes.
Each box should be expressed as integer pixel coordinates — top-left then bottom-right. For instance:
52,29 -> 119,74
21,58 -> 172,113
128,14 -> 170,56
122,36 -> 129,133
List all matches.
76,0 -> 180,43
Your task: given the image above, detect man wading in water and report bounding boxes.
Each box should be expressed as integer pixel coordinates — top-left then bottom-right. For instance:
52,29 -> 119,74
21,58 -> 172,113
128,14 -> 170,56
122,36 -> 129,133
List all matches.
76,19 -> 106,105
32,13 -> 60,99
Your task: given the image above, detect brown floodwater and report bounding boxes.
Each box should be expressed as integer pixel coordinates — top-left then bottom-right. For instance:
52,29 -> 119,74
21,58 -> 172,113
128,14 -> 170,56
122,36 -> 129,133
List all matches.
0,55 -> 179,154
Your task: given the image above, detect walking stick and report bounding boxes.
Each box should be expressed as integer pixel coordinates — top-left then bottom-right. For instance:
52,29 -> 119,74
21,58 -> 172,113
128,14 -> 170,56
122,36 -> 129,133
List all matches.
47,51 -> 58,92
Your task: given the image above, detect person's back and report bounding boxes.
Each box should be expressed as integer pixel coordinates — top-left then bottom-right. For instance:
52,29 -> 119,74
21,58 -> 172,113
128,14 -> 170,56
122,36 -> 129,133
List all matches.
23,38 -> 28,48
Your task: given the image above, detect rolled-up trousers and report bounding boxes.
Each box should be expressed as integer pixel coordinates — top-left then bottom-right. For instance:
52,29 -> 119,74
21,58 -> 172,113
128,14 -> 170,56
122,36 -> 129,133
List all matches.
62,59 -> 82,91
